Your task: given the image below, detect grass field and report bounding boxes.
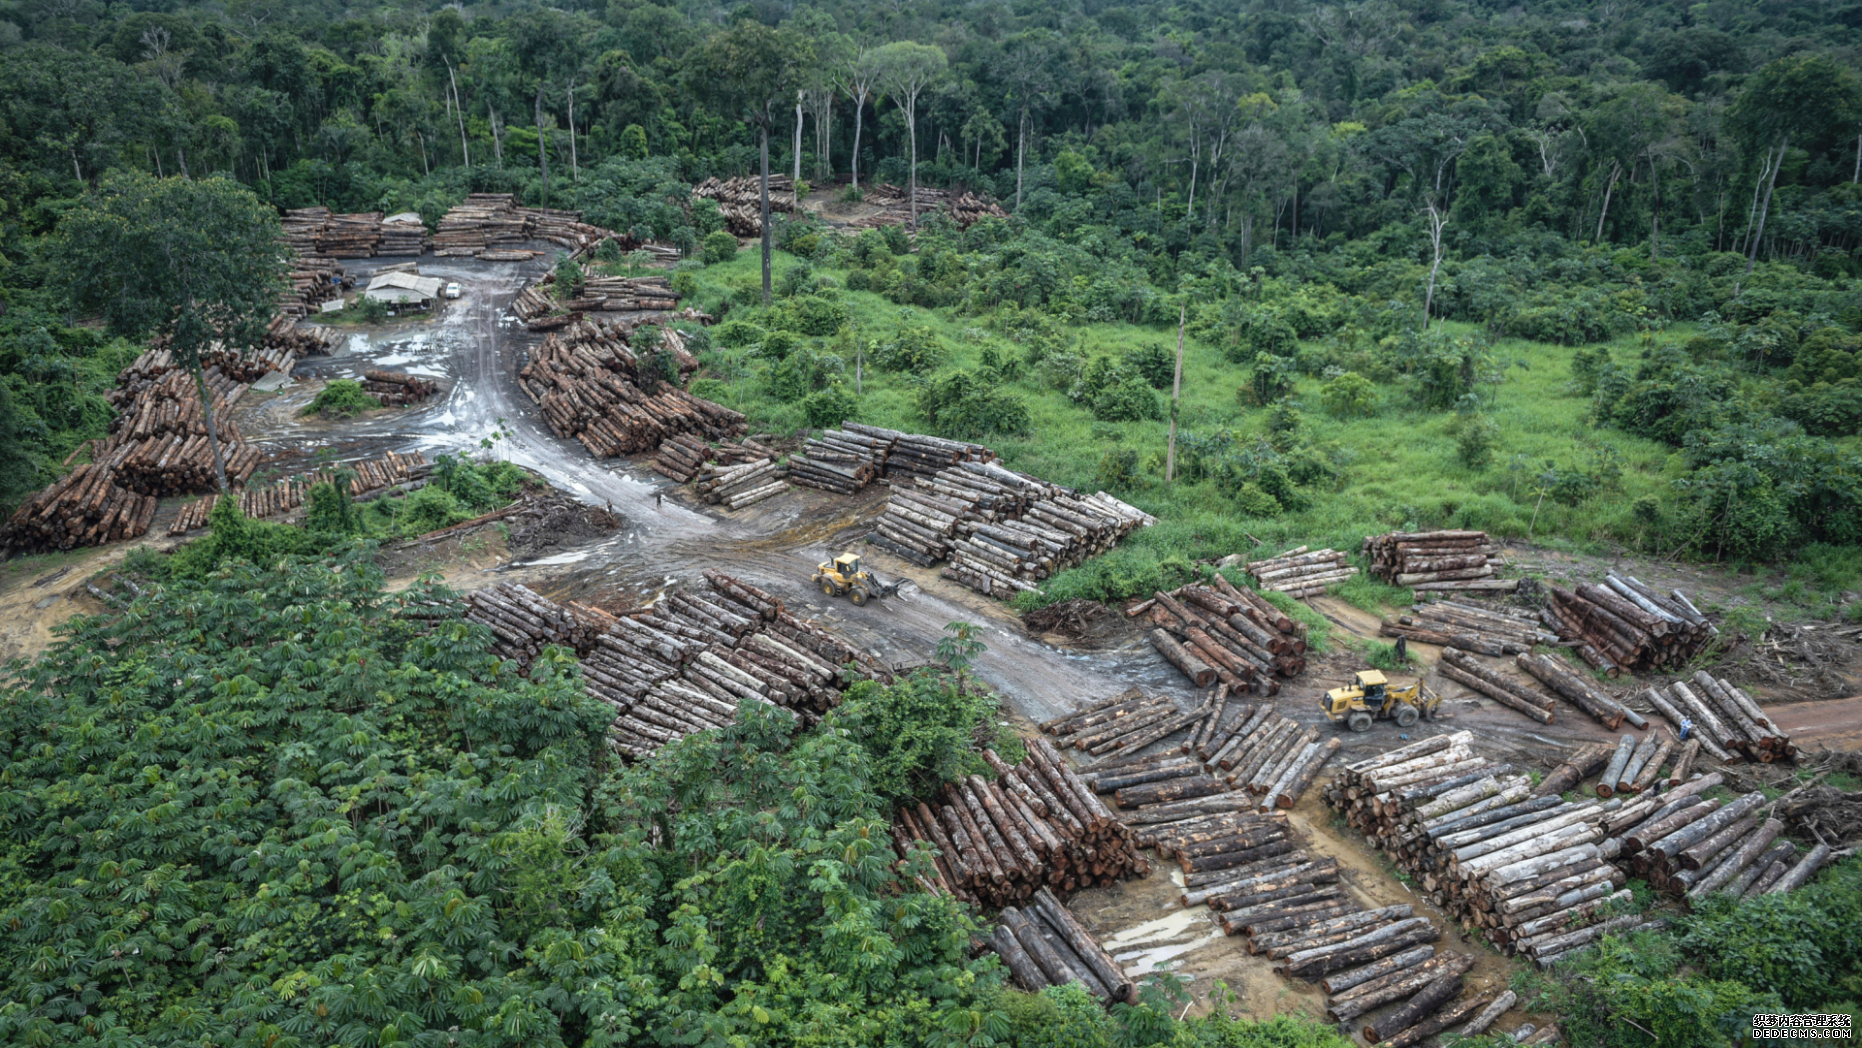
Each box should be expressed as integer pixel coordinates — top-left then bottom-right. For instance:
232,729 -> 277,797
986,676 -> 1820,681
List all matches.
676,246 -> 1861,613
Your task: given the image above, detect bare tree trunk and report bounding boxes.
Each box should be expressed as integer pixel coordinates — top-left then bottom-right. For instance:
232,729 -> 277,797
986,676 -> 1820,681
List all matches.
569,79 -> 578,185
1743,138 -> 1787,283
448,62 -> 470,169
1594,161 -> 1619,242
489,105 -> 503,165
760,124 -> 773,305
176,148 -> 190,179
1423,204 -> 1448,330
1166,304 -> 1185,483
1016,108 -> 1027,209
1186,157 -> 1197,220
794,90 -> 804,207
908,106 -> 918,226
535,86 -> 549,207
1854,131 -> 1860,183
416,130 -> 429,177
192,359 -> 231,493
851,90 -> 866,190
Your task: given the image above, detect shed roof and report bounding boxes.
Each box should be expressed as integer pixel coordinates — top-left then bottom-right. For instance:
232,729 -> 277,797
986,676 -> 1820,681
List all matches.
365,272 -> 444,301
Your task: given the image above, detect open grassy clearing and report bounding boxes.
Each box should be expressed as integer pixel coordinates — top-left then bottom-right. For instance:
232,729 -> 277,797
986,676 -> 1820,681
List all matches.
676,248 -> 1862,617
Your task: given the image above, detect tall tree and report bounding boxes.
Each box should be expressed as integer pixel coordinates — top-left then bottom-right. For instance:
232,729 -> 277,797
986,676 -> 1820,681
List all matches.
693,23 -> 811,305
50,173 -> 283,492
830,43 -> 884,191
1728,55 -> 1862,279
876,42 -> 947,226
1001,32 -> 1057,210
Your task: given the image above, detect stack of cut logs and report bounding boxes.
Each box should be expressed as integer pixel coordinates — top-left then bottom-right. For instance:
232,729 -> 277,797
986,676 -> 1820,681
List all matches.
1132,577 -> 1309,694
281,255 -> 347,315
1053,686 -> 1341,815
1435,646 -> 1647,729
450,571 -> 878,758
869,461 -> 1154,596
379,216 -> 425,255
432,194 -> 623,257
816,422 -> 994,489
168,451 -> 432,534
1382,598 -> 1556,655
786,427 -> 890,494
694,457 -> 788,509
361,370 -> 439,407
1245,546 -> 1358,597
103,366 -> 262,495
894,737 -> 1147,908
518,319 -> 745,457
844,183 -> 1009,230
1325,732 -> 1668,966
1364,531 -> 1515,592
572,275 -> 682,312
652,435 -> 778,483
466,582 -> 595,667
986,887 -> 1134,1004
1541,571 -> 1718,674
1641,671 -> 1795,764
264,313 -> 343,357
0,463 -> 158,554
691,176 -> 796,236
279,209 -> 429,258
1601,769 -> 1831,905
515,309 -> 699,378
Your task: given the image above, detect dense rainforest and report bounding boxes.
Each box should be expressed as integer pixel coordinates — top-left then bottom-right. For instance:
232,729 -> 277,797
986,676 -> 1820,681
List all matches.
2,1 -> 1862,1045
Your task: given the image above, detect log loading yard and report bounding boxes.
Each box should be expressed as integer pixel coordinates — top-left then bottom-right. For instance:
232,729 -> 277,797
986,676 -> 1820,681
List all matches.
4,218 -> 1861,1048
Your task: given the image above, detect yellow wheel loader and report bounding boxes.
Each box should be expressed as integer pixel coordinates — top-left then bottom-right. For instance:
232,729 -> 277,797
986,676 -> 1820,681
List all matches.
1319,670 -> 1442,733
813,552 -> 901,607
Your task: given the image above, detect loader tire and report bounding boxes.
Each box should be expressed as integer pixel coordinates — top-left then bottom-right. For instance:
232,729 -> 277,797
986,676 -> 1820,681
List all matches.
1348,711 -> 1374,733
1396,706 -> 1419,728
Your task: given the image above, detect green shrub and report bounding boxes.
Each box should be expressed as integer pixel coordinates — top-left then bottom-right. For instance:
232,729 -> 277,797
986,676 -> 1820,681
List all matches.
919,370 -> 1032,440
1096,448 -> 1141,491
1455,413 -> 1502,469
1218,303 -> 1300,363
1128,341 -> 1177,388
799,383 -> 858,428
872,325 -> 947,371
301,379 -> 380,418
701,229 -> 738,265
766,346 -> 842,401
758,329 -> 801,362
1249,352 -> 1298,404
826,670 -> 1007,805
768,293 -> 848,336
844,268 -> 873,291
1320,371 -> 1378,417
714,319 -> 764,349
553,256 -> 583,299
1091,377 -> 1162,422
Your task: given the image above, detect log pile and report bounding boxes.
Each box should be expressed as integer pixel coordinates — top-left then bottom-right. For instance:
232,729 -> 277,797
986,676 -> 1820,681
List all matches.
0,463 -> 158,554
1382,597 -> 1559,656
986,887 -> 1134,1003
694,457 -> 789,510
168,451 -> 432,534
452,571 -> 879,758
518,321 -> 746,457
264,314 -> 344,357
1435,648 -> 1556,725
1134,576 -> 1310,694
691,176 -> 796,236
867,457 -> 1154,599
894,738 -> 1148,908
836,422 -> 995,483
281,255 -> 347,316
433,194 -> 620,257
379,216 -> 425,256
1517,651 -> 1647,729
1539,570 -> 1717,674
573,275 -> 682,312
844,183 -> 1009,230
786,426 -> 893,494
1363,531 -> 1514,592
1641,671 -> 1794,764
1325,732 -> 1642,962
1597,773 -> 1830,906
1245,546 -> 1358,597
652,435 -> 780,483
361,370 -> 439,407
